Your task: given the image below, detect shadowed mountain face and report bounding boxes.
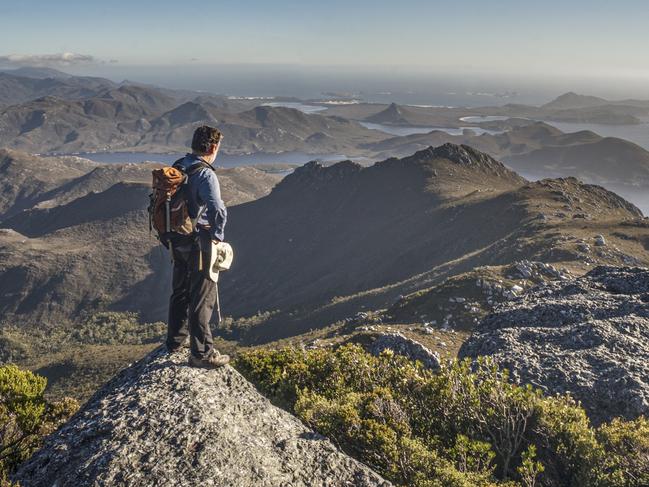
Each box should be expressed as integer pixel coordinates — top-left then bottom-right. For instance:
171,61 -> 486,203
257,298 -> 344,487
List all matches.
0,151 -> 282,324
0,144 -> 648,340
221,144 -> 648,341
224,146 -> 523,311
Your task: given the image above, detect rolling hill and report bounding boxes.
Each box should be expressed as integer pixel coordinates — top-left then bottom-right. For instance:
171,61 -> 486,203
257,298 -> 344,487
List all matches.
0,151 -> 282,324
0,89 -> 389,155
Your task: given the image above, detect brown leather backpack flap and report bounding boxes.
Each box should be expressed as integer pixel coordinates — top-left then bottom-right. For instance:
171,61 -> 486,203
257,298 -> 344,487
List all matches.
152,167 -> 185,192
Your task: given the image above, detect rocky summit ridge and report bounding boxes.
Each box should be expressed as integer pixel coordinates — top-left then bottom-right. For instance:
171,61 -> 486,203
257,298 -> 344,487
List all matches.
459,266 -> 649,425
14,348 -> 390,487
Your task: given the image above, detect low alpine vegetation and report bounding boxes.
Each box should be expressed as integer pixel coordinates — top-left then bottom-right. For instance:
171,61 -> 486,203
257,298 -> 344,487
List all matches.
0,365 -> 79,486
236,344 -> 648,487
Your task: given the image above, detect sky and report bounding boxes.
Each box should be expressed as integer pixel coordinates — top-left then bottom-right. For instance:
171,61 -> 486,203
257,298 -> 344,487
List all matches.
1,0 -> 648,72
1,0 -> 649,100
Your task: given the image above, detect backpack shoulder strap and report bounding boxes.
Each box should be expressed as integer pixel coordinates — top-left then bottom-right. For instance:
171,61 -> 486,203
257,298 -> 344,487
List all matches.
186,160 -> 214,176
171,157 -> 186,170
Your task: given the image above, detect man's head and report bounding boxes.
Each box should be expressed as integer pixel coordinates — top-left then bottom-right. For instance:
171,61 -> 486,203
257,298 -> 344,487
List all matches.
191,125 -> 223,164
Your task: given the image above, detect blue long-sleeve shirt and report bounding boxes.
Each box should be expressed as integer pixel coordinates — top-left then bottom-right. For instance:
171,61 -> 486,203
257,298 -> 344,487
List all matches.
174,153 -> 227,241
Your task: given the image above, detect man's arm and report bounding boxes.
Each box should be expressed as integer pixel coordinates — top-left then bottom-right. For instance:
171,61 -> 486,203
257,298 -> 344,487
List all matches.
197,170 -> 227,241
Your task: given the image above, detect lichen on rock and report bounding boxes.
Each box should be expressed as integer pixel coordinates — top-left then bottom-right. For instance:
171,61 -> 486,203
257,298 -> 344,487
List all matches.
14,347 -> 390,487
460,266 -> 649,425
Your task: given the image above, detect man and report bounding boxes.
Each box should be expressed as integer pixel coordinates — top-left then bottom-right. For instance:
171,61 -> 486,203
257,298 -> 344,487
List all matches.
166,125 -> 230,368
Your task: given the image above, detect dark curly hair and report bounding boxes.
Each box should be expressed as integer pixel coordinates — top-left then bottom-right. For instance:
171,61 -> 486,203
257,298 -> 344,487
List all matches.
191,125 -> 223,154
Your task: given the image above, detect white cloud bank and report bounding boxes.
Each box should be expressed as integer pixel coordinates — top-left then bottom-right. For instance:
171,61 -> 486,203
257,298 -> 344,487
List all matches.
0,52 -> 100,68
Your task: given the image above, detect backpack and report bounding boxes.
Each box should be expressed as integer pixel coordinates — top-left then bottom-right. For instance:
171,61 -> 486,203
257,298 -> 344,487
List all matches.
148,158 -> 210,245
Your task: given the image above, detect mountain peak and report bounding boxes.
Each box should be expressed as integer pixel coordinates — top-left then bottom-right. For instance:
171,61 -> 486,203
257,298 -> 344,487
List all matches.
426,142 -> 494,165
161,101 -> 216,126
284,159 -> 363,186
542,92 -> 608,109
14,347 -> 389,486
412,143 -> 522,177
364,103 -> 412,125
250,105 -> 310,126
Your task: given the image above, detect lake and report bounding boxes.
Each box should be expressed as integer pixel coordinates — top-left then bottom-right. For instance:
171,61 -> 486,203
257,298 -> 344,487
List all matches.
458,116 -> 510,123
262,102 -> 328,113
62,151 -> 349,168
360,121 -> 503,137
359,122 -> 436,136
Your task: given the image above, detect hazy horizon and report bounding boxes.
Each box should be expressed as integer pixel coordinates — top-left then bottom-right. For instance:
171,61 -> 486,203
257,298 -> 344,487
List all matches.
5,62 -> 649,108
2,0 -> 649,104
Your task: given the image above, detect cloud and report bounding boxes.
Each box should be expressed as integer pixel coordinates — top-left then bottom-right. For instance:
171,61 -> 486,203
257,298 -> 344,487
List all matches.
0,52 -> 99,68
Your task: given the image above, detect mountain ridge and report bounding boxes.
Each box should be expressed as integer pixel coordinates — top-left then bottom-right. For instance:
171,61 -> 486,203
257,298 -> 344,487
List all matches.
1,145 -> 648,341
222,145 -> 649,341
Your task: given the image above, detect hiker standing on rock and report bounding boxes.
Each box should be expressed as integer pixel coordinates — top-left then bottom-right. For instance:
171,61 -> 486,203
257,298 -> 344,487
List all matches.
153,125 -> 230,368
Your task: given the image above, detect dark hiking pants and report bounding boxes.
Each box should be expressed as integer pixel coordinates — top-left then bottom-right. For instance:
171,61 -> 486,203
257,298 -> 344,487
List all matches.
166,232 -> 216,358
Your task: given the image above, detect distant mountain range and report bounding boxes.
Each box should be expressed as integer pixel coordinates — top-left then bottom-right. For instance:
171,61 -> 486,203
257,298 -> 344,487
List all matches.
542,91 -> 649,110
3,82 -> 649,193
487,91 -> 649,124
0,84 -> 387,155
0,68 -> 119,107
327,92 -> 649,127
364,121 -> 649,188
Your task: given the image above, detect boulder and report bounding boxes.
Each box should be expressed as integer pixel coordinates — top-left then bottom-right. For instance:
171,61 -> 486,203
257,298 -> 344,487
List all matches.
459,266 -> 649,425
14,348 -> 390,487
371,332 -> 441,370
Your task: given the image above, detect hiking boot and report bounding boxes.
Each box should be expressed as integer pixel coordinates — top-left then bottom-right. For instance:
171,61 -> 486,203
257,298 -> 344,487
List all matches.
166,337 -> 190,353
189,350 -> 230,368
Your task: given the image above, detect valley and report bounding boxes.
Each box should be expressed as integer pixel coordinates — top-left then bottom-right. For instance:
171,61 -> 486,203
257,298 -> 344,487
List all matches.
1,69 -> 649,426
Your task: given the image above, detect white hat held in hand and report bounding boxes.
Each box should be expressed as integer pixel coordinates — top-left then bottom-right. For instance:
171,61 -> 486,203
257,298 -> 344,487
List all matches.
209,241 -> 234,282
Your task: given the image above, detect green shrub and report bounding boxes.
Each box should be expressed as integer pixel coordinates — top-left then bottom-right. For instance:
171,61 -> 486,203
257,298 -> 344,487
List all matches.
236,344 -> 648,487
531,394 -> 602,486
71,312 -> 165,345
596,417 -> 649,486
0,365 -> 78,480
